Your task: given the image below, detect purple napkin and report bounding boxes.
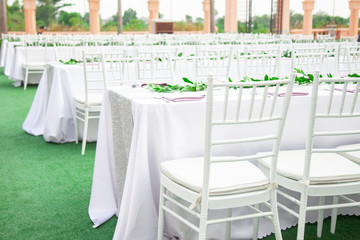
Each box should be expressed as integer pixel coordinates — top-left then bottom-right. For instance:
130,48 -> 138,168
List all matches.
162,95 -> 205,102
268,92 -> 309,97
334,87 -> 359,93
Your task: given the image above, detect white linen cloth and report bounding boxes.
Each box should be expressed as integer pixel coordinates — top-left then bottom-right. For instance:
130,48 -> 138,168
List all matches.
22,63 -> 98,143
0,39 -> 8,67
89,86 -> 360,239
4,45 -> 56,85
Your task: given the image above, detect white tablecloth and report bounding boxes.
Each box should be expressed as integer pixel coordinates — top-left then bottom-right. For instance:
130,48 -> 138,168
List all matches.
22,63 -> 98,143
0,39 -> 9,67
89,86 -> 360,240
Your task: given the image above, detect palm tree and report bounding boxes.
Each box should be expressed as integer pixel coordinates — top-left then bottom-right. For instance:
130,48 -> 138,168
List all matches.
210,0 -> 215,33
0,0 -> 8,34
118,0 -> 122,34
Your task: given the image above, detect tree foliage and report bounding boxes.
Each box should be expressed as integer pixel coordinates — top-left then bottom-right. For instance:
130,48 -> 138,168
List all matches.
123,8 -> 137,26
7,0 -> 24,31
57,11 -> 87,30
36,0 -> 72,27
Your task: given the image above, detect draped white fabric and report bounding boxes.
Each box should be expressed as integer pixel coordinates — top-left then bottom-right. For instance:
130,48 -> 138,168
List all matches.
89,86 -> 360,240
22,63 -> 98,143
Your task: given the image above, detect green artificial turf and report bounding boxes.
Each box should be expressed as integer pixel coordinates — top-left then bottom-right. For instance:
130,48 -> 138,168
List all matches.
0,67 -> 359,240
0,68 -> 117,239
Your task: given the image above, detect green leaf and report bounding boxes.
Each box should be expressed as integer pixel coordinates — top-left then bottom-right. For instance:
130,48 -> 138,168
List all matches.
294,68 -> 302,74
182,77 -> 194,84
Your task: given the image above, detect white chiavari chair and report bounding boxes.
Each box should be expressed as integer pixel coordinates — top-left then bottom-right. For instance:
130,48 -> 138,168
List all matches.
74,52 -> 104,155
291,45 -> 338,75
23,41 -> 48,90
135,49 -> 175,84
157,73 -> 295,240
195,45 -> 234,79
258,72 -> 360,240
236,46 -> 281,79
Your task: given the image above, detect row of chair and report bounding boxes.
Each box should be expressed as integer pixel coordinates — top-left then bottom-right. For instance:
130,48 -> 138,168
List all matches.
157,71 -> 360,240
22,42 -> 360,90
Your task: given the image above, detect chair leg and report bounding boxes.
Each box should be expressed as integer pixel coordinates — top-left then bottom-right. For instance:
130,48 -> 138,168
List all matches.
81,109 -> 89,155
317,196 -> 325,238
157,185 -> 166,240
225,208 -> 232,240
252,204 -> 260,240
24,68 -> 29,90
296,187 -> 309,240
74,113 -> 79,144
330,196 -> 339,234
270,190 -> 283,240
198,211 -> 208,240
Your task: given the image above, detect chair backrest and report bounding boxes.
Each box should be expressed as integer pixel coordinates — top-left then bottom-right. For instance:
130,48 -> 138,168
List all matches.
301,71 -> 360,181
196,46 -> 234,79
295,35 -> 314,43
291,45 -> 337,75
101,52 -> 136,87
200,73 -> 295,199
82,51 -> 105,103
172,55 -> 209,83
134,49 -> 175,83
24,45 -> 47,64
54,45 -> 81,62
236,46 -> 281,79
342,45 -> 360,74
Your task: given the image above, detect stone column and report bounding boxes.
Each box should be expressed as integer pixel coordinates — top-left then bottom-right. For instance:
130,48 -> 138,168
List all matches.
302,0 -> 315,35
23,0 -> 36,34
148,0 -> 159,33
282,0 -> 290,34
349,0 -> 360,37
224,0 -> 237,33
203,0 -> 211,33
89,0 -> 100,34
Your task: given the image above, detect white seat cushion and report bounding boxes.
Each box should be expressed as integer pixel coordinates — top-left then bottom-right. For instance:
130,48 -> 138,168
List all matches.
337,144 -> 360,164
258,150 -> 360,184
161,157 -> 269,195
74,93 -> 103,105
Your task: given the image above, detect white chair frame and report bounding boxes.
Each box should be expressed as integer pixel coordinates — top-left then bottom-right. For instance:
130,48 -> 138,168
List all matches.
157,73 -> 296,240
258,72 -> 360,240
74,52 -> 105,155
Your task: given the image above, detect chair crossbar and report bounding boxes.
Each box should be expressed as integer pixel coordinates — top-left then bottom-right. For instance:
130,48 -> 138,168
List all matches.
212,116 -> 281,125
339,195 -> 360,209
306,202 -> 360,211
162,206 -> 200,232
207,211 -> 273,225
278,190 -> 301,205
316,114 -> 360,118
210,153 -> 274,163
312,148 -> 359,154
163,194 -> 200,218
278,202 -> 300,218
247,205 -> 273,221
314,129 -> 360,137
211,135 -> 277,146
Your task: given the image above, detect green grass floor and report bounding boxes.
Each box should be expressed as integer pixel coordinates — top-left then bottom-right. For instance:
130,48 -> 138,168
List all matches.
0,67 -> 359,240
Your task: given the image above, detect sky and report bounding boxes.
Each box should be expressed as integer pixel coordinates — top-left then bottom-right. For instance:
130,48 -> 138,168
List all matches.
9,0 -> 351,21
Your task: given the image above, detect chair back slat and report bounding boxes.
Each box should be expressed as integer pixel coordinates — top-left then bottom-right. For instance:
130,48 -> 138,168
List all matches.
82,51 -> 105,103
301,72 -> 360,181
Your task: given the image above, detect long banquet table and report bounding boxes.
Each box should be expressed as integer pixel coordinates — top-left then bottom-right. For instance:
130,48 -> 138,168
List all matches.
89,85 -> 360,239
22,58 -> 292,143
22,63 -> 98,142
